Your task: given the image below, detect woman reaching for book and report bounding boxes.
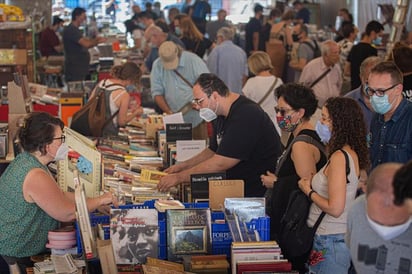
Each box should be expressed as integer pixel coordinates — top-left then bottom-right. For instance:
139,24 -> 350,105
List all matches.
0,112 -> 119,274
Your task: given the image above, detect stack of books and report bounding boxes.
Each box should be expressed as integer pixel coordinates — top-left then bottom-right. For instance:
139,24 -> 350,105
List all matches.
231,241 -> 291,274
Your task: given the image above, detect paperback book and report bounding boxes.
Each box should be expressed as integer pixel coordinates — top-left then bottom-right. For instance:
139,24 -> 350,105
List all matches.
166,209 -> 212,262
110,208 -> 159,264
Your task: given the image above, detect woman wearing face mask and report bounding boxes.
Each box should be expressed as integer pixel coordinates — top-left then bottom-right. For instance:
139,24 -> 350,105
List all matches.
298,97 -> 369,274
0,112 -> 118,273
89,62 -> 144,137
261,83 -> 327,273
174,14 -> 214,58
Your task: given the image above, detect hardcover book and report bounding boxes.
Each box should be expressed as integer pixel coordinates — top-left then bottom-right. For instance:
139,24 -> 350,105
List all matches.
209,180 -> 244,211
166,209 -> 212,262
110,208 -> 159,264
190,172 -> 227,202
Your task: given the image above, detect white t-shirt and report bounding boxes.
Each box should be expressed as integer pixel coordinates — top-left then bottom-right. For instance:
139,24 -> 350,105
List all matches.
242,75 -> 283,135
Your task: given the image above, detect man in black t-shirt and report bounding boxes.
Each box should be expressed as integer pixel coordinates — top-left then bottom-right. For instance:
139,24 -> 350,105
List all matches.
245,3 -> 264,56
157,73 -> 283,197
345,20 -> 384,90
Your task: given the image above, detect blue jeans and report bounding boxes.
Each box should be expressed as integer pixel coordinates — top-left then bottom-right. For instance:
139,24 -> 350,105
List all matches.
308,233 -> 350,274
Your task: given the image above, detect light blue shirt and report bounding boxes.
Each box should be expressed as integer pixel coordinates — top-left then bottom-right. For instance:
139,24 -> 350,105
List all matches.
345,85 -> 373,132
207,40 -> 248,94
151,51 -> 209,127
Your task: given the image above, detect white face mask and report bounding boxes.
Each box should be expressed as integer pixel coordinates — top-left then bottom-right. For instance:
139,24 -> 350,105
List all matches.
366,214 -> 412,241
50,143 -> 70,161
199,100 -> 218,122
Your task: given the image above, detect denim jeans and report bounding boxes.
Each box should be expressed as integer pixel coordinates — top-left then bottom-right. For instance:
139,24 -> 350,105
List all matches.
308,233 -> 350,274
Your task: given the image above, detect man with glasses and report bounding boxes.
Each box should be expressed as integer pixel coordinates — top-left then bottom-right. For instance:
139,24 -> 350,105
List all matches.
157,73 -> 282,197
368,61 -> 412,169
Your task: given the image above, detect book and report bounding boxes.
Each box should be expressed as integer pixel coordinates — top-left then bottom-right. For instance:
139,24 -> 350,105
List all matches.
146,257 -> 185,271
166,209 -> 212,262
190,255 -> 230,271
141,264 -> 189,274
231,250 -> 283,274
190,172 -> 226,202
110,208 -> 159,264
236,260 -> 292,274
154,199 -> 185,212
209,180 -> 244,211
140,169 -> 168,184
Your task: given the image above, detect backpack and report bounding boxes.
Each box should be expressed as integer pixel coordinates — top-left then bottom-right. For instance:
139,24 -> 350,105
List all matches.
277,149 -> 350,260
70,80 -> 123,137
302,40 -> 321,58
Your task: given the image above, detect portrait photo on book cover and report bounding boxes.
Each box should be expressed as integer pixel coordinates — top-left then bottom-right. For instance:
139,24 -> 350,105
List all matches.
172,226 -> 207,254
110,208 -> 159,264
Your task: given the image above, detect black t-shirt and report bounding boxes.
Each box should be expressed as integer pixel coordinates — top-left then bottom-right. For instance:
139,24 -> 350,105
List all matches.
347,42 -> 377,89
403,74 -> 412,102
209,96 -> 283,197
245,17 -> 262,56
181,37 -> 213,58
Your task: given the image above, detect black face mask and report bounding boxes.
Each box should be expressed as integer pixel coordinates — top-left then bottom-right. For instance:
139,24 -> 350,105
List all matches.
292,34 -> 300,42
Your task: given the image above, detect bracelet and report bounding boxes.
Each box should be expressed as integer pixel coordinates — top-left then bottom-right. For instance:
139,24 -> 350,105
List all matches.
308,189 -> 317,202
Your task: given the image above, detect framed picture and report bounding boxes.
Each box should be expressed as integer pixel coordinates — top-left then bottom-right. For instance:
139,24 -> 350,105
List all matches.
171,226 -> 207,254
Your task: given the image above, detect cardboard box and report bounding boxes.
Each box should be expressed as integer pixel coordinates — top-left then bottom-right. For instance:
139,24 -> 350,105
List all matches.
0,49 -> 27,65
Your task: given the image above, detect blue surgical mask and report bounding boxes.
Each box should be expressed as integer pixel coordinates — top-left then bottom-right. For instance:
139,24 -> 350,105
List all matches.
274,17 -> 281,23
370,94 -> 391,114
372,36 -> 382,46
175,27 -> 181,36
315,120 -> 331,143
137,22 -> 146,29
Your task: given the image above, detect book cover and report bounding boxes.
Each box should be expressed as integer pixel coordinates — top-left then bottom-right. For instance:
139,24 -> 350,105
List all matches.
236,260 -> 292,274
154,199 -> 185,212
190,172 -> 227,202
209,180 -> 244,211
110,208 -> 159,264
231,250 -> 283,274
146,257 -> 185,271
166,209 -> 212,262
140,169 -> 167,184
141,264 -> 189,274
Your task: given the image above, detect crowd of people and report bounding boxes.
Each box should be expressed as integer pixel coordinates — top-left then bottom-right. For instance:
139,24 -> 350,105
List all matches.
4,1 -> 412,274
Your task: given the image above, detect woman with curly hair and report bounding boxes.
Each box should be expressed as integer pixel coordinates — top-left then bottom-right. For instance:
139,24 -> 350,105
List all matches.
174,14 -> 214,58
298,97 -> 370,273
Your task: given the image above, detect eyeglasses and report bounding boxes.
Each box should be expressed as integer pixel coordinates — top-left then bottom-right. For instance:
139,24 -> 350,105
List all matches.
53,135 -> 66,143
192,97 -> 206,105
274,107 -> 294,116
366,83 -> 400,97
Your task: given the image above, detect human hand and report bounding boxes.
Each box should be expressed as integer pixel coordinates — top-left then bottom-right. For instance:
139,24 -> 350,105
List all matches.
164,163 -> 186,174
298,176 -> 312,195
157,174 -> 180,192
100,191 -> 119,208
260,171 -> 277,189
96,36 -> 107,43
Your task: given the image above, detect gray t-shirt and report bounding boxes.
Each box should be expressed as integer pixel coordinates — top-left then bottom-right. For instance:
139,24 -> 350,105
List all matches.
294,40 -> 316,82
346,195 -> 412,274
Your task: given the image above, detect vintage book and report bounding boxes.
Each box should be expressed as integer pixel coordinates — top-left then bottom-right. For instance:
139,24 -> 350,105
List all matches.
141,264 -> 189,274
110,208 -> 159,264
190,172 -> 226,202
140,169 -> 167,184
165,123 -> 192,142
117,264 -> 143,274
154,199 -> 185,212
166,209 -> 212,262
209,180 -> 244,211
190,254 -> 229,271
231,245 -> 282,274
146,257 -> 184,271
236,260 -> 292,274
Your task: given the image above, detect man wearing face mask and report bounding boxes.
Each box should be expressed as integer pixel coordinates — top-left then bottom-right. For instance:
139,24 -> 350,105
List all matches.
63,7 -> 106,81
39,16 -> 64,57
0,112 -> 118,273
345,20 -> 384,90
346,163 -> 412,274
345,56 -> 381,132
368,61 -> 412,169
289,23 -> 318,82
158,73 -> 282,197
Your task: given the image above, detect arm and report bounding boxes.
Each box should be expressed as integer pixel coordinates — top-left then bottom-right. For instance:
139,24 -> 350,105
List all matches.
23,169 -> 116,222
78,36 -> 106,49
289,57 -> 307,71
158,153 -> 240,191
291,141 -> 319,179
252,32 -> 259,52
344,61 -> 351,77
53,44 -> 63,53
114,90 -> 143,126
154,95 -> 173,114
298,150 -> 347,217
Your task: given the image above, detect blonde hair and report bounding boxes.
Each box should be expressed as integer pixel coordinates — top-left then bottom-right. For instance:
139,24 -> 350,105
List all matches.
248,51 -> 274,75
178,14 -> 203,41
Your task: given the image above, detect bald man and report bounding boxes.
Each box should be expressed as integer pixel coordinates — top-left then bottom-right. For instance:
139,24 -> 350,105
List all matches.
346,163 -> 412,274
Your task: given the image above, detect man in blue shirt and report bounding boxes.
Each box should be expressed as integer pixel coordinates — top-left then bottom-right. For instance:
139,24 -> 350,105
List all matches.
207,27 -> 247,94
345,56 -> 381,132
293,1 -> 310,24
368,61 -> 412,169
151,41 -> 209,139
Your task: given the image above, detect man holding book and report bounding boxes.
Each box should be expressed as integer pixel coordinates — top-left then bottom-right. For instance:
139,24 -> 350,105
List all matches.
158,73 -> 282,197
